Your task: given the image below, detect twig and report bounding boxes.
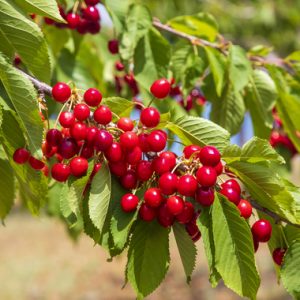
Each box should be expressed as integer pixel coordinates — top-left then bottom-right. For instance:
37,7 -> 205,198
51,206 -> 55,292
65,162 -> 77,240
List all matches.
16,68 -> 52,96
250,199 -> 300,229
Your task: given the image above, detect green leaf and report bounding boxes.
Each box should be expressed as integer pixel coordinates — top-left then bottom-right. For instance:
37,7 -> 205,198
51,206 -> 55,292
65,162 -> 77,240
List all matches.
166,115 -> 230,153
0,158 -> 14,219
245,70 -> 277,139
0,0 -> 51,82
210,85 -> 245,135
168,13 -> 218,41
227,162 -> 299,224
120,4 -> 152,61
286,50 -> 300,61
89,161 -> 111,232
205,47 -> 226,96
134,28 -> 171,90
276,93 -> 300,153
0,107 -> 47,214
0,54 -> 43,154
281,240 -> 300,298
0,29 -> 14,59
197,207 -> 221,287
173,222 -> 197,283
13,0 -> 65,23
102,97 -> 134,118
223,136 -> 285,164
126,221 -> 170,299
212,194 -> 260,299
228,45 -> 251,92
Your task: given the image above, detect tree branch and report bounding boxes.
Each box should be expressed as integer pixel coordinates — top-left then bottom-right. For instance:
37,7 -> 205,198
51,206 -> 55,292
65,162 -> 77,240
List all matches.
250,199 -> 300,228
17,68 -> 52,96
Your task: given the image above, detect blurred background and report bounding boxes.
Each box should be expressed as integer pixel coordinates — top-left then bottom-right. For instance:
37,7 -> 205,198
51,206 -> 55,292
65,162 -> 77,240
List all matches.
1,0 -> 300,299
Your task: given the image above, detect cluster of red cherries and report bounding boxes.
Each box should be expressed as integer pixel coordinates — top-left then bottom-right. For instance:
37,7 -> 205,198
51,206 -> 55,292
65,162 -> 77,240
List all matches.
12,77 -> 286,264
44,0 -> 101,35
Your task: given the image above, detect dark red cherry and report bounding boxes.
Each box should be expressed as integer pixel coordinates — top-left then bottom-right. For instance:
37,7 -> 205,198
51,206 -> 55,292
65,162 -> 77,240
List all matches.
105,142 -> 123,162
109,161 -> 127,177
70,122 -> 87,141
51,163 -> 71,182
86,127 -> 98,145
120,170 -> 137,190
251,219 -> 272,243
57,137 -> 79,159
46,129 -> 62,147
144,188 -> 164,208
108,39 -> 119,54
272,248 -> 286,266
195,187 -> 214,206
66,13 -> 80,29
13,148 -> 30,164
157,203 -> 174,227
125,146 -> 142,165
176,202 -> 195,224
82,6 -> 100,22
28,156 -> 45,170
166,195 -> 184,216
94,130 -> 113,152
139,203 -> 157,221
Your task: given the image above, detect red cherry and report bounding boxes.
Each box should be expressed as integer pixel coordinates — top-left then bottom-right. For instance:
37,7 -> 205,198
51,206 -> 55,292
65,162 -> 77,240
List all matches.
138,133 -> 150,152
105,142 -> 123,162
86,126 -> 98,145
59,111 -> 75,128
177,175 -> 198,197
140,107 -> 160,128
94,130 -> 113,151
115,61 -> 124,71
150,78 -> 171,99
200,146 -> 220,167
195,187 -> 214,206
28,156 -> 45,170
121,193 -> 139,212
166,195 -> 184,216
57,137 -> 78,159
136,160 -> 153,181
117,117 -> 134,132
42,141 -> 56,158
176,202 -> 195,224
46,129 -> 62,147
253,237 -> 259,252
87,22 -> 101,34
70,157 -> 88,177
183,145 -> 201,159
108,39 -> 119,54
192,231 -> 202,242
94,105 -> 112,125
91,163 -> 101,177
147,130 -> 167,152
144,188 -> 164,208
13,148 -> 30,164
251,219 -> 272,242
76,18 -> 89,34
157,203 -> 174,227
45,17 -> 55,25
196,166 -> 217,187
85,0 -> 100,6
185,222 -> 200,239
81,144 -> 94,159
74,103 -> 90,121
152,157 -> 172,175
70,122 -> 87,141
160,151 -> 176,169
84,88 -> 102,106
120,170 -> 137,190
272,248 -> 286,266
52,82 -> 71,103
214,161 -> 223,175
109,161 -> 127,177
221,179 -> 241,194
67,13 -> 80,29
158,172 -> 178,195
82,6 -> 100,22
237,199 -> 252,219
220,187 -> 240,205
51,163 -> 71,182
125,146 -> 142,165
61,128 -> 70,137
139,203 -> 157,221
120,131 -> 139,150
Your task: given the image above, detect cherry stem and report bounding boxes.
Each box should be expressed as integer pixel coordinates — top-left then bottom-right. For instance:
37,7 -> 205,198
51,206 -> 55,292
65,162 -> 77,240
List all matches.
54,101 -> 69,129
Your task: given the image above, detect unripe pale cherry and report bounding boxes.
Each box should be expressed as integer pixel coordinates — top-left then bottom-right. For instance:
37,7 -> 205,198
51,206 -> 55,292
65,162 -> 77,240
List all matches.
52,82 -> 71,103
84,88 -> 102,106
13,148 -> 30,164
251,219 -> 272,242
121,193 -> 139,212
196,166 -> 217,187
70,157 -> 89,177
150,78 -> 171,99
